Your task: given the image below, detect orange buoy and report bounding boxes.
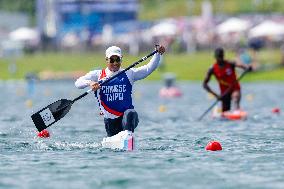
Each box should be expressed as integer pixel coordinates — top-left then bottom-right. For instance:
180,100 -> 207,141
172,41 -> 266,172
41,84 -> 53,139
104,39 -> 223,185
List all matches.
37,129 -> 50,138
206,141 -> 222,151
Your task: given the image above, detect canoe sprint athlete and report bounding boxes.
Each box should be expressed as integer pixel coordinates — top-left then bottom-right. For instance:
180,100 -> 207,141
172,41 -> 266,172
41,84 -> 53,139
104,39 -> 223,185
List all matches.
75,45 -> 165,137
203,47 -> 252,112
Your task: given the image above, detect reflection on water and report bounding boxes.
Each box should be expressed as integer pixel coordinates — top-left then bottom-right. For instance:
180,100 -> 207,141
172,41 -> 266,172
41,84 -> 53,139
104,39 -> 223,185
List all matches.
0,81 -> 284,189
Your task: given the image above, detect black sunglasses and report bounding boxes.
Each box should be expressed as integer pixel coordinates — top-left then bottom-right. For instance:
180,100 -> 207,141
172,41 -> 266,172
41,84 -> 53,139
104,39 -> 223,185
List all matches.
109,56 -> 121,63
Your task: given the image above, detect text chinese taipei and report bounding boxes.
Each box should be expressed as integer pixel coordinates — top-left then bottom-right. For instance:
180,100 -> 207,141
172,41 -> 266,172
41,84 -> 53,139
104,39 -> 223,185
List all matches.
101,84 -> 127,101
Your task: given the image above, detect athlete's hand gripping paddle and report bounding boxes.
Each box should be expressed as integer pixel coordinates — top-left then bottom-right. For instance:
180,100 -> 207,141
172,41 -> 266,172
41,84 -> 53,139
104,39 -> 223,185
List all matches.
31,49 -> 158,132
197,69 -> 250,121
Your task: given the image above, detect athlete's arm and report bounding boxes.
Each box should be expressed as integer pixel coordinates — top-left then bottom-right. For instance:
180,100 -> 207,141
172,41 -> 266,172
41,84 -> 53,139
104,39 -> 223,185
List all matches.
203,67 -> 220,99
230,60 -> 252,71
75,70 -> 100,89
131,53 -> 161,81
132,46 -> 165,81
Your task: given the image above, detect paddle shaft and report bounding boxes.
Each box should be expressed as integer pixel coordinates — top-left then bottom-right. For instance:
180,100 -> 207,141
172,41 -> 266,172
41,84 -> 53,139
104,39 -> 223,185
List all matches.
198,69 -> 249,121
72,50 -> 158,103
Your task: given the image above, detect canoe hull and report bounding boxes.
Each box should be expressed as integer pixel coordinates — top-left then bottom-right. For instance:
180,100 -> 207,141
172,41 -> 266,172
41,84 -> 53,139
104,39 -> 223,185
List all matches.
212,107 -> 248,120
101,130 -> 134,151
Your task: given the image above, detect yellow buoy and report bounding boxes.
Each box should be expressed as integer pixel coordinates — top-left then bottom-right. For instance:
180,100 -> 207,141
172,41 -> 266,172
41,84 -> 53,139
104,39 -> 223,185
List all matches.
245,94 -> 254,102
25,99 -> 33,108
159,105 -> 167,112
207,93 -> 214,100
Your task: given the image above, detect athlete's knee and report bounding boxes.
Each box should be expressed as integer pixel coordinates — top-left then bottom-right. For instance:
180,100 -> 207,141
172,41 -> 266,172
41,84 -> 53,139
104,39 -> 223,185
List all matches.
232,90 -> 241,99
122,109 -> 139,131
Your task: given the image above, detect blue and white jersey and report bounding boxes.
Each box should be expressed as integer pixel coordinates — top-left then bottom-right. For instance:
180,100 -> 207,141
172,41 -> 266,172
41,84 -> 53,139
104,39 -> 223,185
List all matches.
75,53 -> 161,119
96,69 -> 133,117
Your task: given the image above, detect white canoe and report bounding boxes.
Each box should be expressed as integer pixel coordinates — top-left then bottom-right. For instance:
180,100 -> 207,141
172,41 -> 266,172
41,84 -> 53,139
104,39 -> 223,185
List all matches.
101,130 -> 135,151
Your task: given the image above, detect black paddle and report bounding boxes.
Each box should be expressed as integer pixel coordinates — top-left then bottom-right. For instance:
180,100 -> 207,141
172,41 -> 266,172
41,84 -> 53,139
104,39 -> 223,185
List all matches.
32,50 -> 158,132
197,69 -> 250,121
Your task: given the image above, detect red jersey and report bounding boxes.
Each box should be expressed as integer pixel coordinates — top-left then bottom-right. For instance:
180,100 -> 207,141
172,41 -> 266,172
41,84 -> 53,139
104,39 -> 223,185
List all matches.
212,60 -> 240,95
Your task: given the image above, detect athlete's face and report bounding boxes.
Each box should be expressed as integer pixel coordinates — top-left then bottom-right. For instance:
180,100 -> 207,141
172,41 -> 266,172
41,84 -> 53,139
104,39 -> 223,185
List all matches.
215,52 -> 224,64
106,55 -> 122,72
214,48 -> 224,64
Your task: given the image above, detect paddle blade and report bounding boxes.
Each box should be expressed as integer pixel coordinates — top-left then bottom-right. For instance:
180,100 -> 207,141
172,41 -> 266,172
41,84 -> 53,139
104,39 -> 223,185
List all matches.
31,99 -> 73,132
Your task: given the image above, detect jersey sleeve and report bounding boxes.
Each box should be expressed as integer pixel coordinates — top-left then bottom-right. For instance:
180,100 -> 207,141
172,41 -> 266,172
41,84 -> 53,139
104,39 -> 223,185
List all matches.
75,70 -> 100,89
131,53 -> 161,81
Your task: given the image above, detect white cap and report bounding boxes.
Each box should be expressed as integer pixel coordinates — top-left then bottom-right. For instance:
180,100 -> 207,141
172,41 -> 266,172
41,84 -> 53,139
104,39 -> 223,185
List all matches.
105,46 -> 122,58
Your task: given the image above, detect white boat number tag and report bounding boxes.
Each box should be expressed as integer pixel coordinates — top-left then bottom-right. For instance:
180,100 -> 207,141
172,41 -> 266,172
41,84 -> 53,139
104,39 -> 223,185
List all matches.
39,108 -> 55,126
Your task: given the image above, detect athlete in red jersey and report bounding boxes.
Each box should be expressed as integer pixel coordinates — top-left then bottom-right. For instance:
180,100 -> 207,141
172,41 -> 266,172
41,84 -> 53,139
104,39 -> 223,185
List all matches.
203,48 -> 252,112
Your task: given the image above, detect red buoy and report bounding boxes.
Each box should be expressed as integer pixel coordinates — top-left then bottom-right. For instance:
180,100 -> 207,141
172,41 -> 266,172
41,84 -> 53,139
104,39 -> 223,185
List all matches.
206,141 -> 222,151
37,129 -> 50,138
272,107 -> 280,114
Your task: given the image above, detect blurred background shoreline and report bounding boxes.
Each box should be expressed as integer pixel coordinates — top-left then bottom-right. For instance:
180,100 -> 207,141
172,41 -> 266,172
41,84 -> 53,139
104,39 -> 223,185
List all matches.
0,0 -> 284,81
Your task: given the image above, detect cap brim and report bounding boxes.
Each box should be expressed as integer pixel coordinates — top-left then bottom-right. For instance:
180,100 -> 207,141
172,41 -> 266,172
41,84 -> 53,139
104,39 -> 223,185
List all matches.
107,53 -> 122,58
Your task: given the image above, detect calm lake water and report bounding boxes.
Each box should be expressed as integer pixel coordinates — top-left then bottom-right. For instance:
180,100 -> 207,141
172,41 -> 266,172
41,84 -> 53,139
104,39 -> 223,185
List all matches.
0,80 -> 284,189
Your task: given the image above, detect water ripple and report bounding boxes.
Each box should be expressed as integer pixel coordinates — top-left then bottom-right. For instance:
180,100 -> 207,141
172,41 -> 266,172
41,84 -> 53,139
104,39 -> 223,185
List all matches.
1,82 -> 284,189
